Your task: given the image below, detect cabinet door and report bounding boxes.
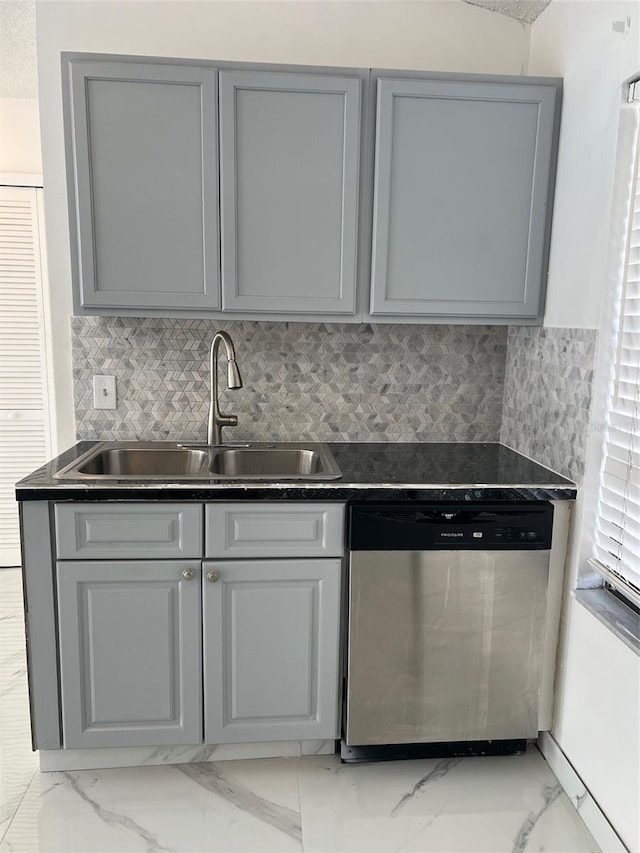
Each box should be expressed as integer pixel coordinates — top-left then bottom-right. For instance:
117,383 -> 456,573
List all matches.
219,70 -> 361,315
203,558 -> 341,743
57,560 -> 202,748
65,58 -> 220,311
370,77 -> 559,320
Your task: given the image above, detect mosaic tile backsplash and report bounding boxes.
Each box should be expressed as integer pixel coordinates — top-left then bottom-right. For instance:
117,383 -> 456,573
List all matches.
500,326 -> 598,482
72,318 -> 508,443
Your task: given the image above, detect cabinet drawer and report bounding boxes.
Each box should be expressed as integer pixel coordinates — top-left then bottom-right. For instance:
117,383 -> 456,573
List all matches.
55,503 -> 202,559
206,503 -> 344,558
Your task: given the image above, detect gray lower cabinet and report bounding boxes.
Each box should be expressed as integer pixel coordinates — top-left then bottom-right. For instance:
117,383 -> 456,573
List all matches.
45,501 -> 344,751
369,75 -> 560,320
203,558 -> 342,743
65,58 -> 220,312
219,69 -> 362,315
57,559 -> 202,748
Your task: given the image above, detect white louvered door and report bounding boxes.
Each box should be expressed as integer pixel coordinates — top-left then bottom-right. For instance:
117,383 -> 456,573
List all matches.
0,186 -> 52,567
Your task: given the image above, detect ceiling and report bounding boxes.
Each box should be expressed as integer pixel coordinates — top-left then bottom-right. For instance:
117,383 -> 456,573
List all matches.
462,0 -> 552,24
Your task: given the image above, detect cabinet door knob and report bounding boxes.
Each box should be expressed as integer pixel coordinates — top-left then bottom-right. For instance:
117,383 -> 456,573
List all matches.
182,568 -> 196,581
207,570 -> 220,584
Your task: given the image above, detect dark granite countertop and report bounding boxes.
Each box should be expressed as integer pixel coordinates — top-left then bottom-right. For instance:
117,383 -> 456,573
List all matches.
16,441 -> 576,503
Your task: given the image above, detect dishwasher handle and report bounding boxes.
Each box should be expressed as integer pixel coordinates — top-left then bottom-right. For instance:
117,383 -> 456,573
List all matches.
363,509 -> 506,525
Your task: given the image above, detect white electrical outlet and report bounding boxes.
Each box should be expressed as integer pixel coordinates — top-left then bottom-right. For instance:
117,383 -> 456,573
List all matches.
93,375 -> 117,410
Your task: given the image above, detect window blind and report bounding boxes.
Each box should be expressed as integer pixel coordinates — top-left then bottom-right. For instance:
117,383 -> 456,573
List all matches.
590,98 -> 640,608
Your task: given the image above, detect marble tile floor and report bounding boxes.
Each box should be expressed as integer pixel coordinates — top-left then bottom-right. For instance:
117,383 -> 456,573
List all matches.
0,568 -> 600,853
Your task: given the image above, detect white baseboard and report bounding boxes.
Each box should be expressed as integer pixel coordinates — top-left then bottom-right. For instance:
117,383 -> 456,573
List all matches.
538,731 -> 628,853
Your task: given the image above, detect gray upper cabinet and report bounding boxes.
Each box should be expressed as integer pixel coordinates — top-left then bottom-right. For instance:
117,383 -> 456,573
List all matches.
65,58 -> 220,312
369,76 -> 560,321
62,55 -> 561,323
219,70 -> 362,315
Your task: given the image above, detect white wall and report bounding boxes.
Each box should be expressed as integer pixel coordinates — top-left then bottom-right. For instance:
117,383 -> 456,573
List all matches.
529,3 -> 640,850
0,2 -> 42,177
0,0 -> 42,176
530,0 -> 640,329
0,98 -> 42,175
35,0 -> 529,451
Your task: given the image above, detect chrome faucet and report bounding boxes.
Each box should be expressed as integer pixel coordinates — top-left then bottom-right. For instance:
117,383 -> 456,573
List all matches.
207,331 -> 242,444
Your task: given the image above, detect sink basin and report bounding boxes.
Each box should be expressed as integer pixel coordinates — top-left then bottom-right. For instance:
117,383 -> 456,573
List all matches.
54,442 -> 342,481
208,447 -> 341,479
68,447 -> 210,478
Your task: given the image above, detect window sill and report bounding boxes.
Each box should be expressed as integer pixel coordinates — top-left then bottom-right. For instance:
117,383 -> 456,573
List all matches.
574,588 -> 640,656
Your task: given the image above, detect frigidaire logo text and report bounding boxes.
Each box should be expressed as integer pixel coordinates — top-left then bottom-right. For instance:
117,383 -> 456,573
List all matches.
441,532 -> 464,537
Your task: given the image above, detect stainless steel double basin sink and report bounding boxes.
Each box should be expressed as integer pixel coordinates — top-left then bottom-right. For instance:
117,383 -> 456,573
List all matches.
54,441 -> 342,481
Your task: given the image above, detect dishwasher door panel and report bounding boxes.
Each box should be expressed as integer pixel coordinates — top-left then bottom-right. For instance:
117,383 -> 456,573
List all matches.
345,549 -> 550,745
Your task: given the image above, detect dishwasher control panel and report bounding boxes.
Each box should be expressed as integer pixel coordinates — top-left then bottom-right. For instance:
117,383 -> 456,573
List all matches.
349,502 -> 554,551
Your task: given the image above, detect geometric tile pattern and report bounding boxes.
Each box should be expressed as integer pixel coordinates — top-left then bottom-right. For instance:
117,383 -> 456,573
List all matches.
72,317 -> 508,444
500,326 -> 598,482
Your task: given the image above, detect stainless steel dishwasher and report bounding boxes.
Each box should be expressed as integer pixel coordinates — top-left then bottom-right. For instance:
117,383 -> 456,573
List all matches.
343,502 -> 554,762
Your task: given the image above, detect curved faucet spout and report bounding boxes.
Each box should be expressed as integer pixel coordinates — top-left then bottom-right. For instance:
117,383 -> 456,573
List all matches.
208,331 -> 243,445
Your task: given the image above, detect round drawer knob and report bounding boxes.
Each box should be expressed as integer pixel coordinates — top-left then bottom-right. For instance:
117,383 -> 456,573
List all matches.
207,570 -> 221,584
182,568 -> 196,581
